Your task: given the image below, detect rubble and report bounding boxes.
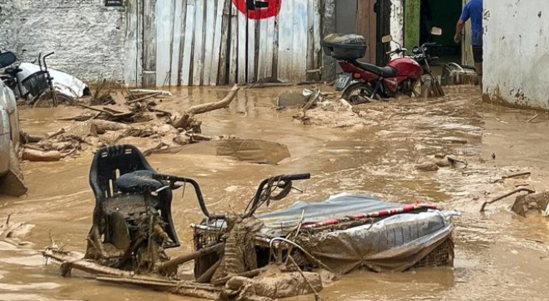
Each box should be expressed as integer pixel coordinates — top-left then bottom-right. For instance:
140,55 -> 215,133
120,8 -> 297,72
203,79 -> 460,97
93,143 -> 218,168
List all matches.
19,85 -> 242,161
511,192 -> 549,217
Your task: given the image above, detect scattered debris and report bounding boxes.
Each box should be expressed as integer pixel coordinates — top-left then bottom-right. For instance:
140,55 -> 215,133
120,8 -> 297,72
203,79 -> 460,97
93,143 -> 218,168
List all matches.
511,192 -> 549,217
0,215 -> 33,247
526,114 -> 539,123
480,188 -> 536,212
441,63 -> 479,86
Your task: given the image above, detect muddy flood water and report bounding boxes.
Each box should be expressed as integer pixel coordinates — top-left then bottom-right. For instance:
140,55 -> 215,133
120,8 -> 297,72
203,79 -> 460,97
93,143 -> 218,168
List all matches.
1,86 -> 549,301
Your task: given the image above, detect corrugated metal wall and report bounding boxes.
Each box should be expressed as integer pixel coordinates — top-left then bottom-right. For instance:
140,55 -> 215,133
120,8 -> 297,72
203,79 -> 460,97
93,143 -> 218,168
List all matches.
126,0 -> 323,87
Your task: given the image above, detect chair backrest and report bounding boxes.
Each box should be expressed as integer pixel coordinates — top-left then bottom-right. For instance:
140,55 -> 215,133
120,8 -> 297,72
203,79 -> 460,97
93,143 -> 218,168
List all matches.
0,52 -> 17,69
21,71 -> 49,98
90,144 -> 155,203
89,144 -> 180,248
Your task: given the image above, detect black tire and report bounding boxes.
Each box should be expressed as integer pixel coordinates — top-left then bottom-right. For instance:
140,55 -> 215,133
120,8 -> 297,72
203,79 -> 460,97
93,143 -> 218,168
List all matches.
341,82 -> 375,105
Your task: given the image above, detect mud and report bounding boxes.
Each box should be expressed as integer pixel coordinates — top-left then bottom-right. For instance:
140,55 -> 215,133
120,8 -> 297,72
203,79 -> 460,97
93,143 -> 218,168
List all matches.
1,85 -> 549,300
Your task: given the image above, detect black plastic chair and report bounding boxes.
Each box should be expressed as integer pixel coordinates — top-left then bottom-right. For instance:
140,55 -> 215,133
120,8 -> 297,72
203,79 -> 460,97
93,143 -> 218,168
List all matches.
89,144 -> 180,249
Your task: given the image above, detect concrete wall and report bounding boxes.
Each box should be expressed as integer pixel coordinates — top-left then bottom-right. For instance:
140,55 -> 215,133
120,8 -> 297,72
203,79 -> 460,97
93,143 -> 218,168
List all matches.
484,0 -> 549,110
0,0 -> 127,83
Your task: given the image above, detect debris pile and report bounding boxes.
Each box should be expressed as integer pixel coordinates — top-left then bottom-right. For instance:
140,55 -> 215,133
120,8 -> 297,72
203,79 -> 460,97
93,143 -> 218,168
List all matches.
20,85 -> 241,161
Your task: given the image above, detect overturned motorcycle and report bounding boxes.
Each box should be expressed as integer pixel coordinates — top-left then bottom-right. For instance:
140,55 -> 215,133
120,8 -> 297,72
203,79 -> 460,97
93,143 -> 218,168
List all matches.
44,145 -> 456,300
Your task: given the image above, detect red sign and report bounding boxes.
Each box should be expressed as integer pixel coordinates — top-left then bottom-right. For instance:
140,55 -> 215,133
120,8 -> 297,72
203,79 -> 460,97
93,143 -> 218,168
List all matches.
232,0 -> 282,20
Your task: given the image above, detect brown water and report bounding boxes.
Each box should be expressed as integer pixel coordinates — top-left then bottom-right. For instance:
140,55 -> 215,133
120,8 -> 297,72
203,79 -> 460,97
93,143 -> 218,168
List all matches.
1,86 -> 549,301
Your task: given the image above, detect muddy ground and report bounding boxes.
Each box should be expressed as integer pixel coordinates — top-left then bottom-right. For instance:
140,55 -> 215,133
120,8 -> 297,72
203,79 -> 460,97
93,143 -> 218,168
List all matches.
1,85 -> 549,301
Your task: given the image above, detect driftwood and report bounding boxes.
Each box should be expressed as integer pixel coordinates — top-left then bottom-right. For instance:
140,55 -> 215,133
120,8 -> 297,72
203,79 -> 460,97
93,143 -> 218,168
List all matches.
527,114 -> 539,123
127,92 -> 162,104
302,90 -> 321,112
21,149 -> 62,162
44,249 -> 134,277
158,243 -> 224,275
90,120 -> 131,135
172,85 -> 240,129
502,171 -> 531,180
480,188 -> 536,212
47,128 -> 66,140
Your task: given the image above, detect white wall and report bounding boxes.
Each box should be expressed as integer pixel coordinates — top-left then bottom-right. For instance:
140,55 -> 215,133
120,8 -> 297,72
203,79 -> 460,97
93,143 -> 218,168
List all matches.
484,0 -> 549,109
1,0 -> 127,84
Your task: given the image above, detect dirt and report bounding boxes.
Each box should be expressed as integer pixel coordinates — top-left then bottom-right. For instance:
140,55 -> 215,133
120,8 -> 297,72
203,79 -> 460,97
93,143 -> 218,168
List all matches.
1,85 -> 549,300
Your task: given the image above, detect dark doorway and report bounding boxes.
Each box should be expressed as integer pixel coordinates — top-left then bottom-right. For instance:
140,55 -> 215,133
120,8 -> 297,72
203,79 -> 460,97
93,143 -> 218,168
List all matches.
420,0 -> 463,66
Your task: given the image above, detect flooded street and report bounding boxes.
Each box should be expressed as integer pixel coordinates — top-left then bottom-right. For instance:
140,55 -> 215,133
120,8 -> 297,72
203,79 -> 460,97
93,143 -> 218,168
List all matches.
1,86 -> 549,301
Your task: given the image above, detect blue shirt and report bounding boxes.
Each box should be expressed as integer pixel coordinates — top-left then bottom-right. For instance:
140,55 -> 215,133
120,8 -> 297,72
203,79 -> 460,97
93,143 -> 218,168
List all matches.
460,0 -> 483,46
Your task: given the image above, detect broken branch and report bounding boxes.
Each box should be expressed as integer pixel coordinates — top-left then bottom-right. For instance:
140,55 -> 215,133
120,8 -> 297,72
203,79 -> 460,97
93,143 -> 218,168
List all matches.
480,188 -> 536,212
172,85 -> 240,129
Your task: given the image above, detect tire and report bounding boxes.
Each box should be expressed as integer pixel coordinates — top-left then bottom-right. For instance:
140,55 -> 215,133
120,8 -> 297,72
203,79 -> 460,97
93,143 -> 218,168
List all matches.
33,91 -> 75,108
341,82 -> 375,105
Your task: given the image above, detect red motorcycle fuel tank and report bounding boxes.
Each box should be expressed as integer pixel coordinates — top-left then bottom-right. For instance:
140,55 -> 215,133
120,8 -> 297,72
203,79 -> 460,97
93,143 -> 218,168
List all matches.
387,58 -> 423,79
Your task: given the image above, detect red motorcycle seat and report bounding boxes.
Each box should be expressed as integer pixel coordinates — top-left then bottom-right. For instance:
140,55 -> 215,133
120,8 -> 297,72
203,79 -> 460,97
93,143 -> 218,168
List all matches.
353,61 -> 398,78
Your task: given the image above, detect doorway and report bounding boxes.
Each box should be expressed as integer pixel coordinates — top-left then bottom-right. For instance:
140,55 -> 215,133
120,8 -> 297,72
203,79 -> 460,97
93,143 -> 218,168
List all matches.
420,0 -> 463,68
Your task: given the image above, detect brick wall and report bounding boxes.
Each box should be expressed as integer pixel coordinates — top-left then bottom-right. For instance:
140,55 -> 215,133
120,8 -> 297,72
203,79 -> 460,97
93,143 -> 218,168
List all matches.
1,0 -> 127,83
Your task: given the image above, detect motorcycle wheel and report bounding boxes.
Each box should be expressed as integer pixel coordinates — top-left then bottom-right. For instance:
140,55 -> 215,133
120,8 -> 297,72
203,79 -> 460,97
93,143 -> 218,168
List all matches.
341,82 -> 375,105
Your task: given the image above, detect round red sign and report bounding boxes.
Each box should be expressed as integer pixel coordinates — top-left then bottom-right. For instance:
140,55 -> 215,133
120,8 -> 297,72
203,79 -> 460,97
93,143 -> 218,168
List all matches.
232,0 -> 282,20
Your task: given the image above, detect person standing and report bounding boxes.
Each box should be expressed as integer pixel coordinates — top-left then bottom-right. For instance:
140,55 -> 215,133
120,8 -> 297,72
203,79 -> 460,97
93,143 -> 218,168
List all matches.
455,0 -> 483,87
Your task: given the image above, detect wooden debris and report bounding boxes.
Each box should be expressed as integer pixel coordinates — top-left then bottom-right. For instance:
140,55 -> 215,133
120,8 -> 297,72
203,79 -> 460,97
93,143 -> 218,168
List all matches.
502,171 -> 532,180
527,114 -> 539,123
172,85 -> 240,129
158,243 -> 224,275
21,149 -> 62,162
127,92 -> 163,104
90,120 -> 131,135
480,188 -> 536,212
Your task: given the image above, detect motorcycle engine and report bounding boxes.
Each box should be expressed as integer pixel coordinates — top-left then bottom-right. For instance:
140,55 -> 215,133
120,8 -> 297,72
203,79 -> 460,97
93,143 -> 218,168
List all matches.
400,79 -> 414,96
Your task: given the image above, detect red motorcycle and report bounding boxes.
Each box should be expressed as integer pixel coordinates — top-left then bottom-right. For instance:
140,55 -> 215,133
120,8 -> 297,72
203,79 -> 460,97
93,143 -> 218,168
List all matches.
323,28 -> 443,104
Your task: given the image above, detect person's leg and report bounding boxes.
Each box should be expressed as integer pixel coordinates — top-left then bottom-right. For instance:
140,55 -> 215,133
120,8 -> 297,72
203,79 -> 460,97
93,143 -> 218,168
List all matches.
472,46 -> 483,90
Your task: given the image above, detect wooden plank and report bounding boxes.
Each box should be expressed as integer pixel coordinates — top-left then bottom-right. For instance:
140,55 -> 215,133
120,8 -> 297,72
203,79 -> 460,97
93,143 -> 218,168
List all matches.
272,5 -> 280,80
404,0 -> 421,51
177,0 -> 189,86
181,0 -> 196,86
292,0 -> 308,82
313,0 -> 321,69
142,0 -> 158,87
257,19 -> 269,80
209,0 -> 225,85
217,0 -> 231,85
229,3 -> 238,84
253,14 -> 260,83
192,0 -> 206,85
203,0 -> 217,85
123,0 -> 142,86
170,0 -> 184,86
237,6 -> 247,84
277,0 -> 294,82
155,0 -> 174,87
247,18 -> 256,83
306,0 -> 315,74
